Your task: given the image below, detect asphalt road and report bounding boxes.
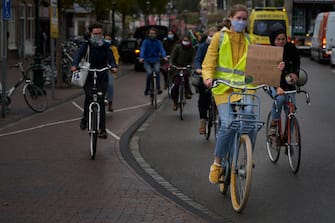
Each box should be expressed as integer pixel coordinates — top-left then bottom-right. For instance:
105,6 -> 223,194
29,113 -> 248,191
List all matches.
138,57 -> 335,223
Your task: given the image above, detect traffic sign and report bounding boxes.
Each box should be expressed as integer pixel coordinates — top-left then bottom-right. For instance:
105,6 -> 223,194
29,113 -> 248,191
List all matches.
2,0 -> 11,20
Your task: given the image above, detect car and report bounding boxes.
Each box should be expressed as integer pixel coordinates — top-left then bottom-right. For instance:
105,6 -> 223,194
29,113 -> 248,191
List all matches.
133,25 -> 169,71
331,48 -> 335,67
118,39 -> 139,64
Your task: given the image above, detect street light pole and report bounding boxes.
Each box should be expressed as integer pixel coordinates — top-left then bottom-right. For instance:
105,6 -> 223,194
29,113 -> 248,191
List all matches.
33,0 -> 44,90
112,1 -> 116,38
145,1 -> 150,26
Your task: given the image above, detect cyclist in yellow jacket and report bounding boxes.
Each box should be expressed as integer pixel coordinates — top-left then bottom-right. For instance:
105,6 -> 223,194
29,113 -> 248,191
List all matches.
203,4 -> 285,184
202,4 -> 256,184
105,33 -> 119,111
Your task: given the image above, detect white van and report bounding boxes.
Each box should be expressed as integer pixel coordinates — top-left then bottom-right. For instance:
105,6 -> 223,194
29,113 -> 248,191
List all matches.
311,11 -> 335,62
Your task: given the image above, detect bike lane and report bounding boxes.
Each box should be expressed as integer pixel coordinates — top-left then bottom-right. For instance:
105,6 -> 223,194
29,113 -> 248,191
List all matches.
0,64 -> 208,223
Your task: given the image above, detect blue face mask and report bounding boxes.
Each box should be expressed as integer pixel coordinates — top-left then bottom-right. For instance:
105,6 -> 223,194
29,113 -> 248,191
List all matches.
105,39 -> 111,45
90,35 -> 104,47
168,34 -> 174,39
231,19 -> 247,32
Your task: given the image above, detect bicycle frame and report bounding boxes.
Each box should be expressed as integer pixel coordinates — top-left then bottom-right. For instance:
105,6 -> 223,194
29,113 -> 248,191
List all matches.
87,67 -> 109,133
271,89 -> 310,146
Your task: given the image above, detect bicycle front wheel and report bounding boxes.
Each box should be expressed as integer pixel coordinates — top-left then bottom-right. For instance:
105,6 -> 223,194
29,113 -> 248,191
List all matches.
179,85 -> 184,120
266,112 -> 280,163
23,83 -> 47,113
230,134 -> 253,213
287,116 -> 301,174
89,106 -> 98,160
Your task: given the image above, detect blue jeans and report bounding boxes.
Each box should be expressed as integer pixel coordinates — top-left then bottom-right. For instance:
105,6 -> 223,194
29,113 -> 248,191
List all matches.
144,61 -> 161,91
214,95 -> 257,160
270,87 -> 296,120
106,72 -> 114,102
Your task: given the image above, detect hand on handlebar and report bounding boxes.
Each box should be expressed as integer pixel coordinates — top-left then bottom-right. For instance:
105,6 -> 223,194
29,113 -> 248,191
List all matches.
204,78 -> 213,88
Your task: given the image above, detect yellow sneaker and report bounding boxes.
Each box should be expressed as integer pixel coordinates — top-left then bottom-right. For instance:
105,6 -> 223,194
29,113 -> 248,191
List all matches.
209,163 -> 222,184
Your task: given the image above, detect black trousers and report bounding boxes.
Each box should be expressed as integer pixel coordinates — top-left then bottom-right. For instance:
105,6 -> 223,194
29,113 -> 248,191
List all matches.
197,82 -> 211,120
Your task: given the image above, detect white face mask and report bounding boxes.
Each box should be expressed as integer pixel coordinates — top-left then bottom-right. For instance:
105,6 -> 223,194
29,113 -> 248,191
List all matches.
207,36 -> 212,43
182,41 -> 190,46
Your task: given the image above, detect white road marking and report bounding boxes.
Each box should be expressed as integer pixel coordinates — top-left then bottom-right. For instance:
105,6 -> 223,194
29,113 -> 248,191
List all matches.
0,101 -> 153,140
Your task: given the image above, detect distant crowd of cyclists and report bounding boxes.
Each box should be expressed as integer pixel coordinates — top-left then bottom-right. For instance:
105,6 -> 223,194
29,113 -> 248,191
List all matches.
71,3 -> 301,186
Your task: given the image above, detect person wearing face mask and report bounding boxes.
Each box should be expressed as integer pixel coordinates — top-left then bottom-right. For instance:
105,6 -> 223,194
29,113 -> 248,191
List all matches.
193,27 -> 218,134
201,4 -> 257,184
139,28 -> 168,96
170,35 -> 196,110
71,22 -> 118,139
268,27 -> 300,139
162,30 -> 179,89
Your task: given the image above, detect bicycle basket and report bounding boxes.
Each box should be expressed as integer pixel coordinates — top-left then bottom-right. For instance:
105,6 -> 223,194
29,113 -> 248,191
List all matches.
228,92 -> 264,133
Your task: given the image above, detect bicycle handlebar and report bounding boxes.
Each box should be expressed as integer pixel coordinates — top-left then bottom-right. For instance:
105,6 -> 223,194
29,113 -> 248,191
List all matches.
169,64 -> 192,70
212,79 -> 267,90
86,67 -> 111,73
264,87 -> 311,106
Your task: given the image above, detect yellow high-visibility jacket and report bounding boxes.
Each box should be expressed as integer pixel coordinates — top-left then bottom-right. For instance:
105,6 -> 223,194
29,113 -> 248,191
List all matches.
202,30 -> 254,105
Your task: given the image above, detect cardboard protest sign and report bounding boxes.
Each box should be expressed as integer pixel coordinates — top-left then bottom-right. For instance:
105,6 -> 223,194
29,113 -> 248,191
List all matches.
245,44 -> 283,87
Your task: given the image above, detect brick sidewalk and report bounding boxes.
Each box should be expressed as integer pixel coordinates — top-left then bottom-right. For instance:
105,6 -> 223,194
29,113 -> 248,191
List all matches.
0,59 -> 212,222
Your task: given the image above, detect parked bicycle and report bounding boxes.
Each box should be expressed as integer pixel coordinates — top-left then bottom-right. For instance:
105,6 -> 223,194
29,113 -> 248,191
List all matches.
0,62 -> 47,113
265,86 -> 310,174
80,66 -> 110,160
205,90 -> 219,140
212,79 -> 265,213
169,64 -> 192,120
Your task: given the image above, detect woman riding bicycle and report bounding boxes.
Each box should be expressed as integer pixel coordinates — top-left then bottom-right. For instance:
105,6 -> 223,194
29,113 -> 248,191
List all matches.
162,30 -> 179,89
268,27 -> 300,135
170,35 -> 195,110
202,4 -> 284,184
193,27 -> 218,134
71,22 -> 117,139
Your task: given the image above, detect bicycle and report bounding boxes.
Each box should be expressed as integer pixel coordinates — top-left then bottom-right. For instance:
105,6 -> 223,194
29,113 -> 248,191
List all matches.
212,79 -> 265,213
0,62 -> 47,113
169,64 -> 192,120
205,90 -> 219,140
265,87 -> 310,174
81,66 -> 110,160
149,71 -> 158,109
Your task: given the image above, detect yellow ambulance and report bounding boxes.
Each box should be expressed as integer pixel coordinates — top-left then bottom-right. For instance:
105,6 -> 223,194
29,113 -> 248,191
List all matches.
248,7 -> 290,45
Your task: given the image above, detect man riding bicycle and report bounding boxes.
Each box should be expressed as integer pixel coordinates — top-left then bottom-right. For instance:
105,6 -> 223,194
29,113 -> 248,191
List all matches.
139,27 -> 168,96
71,22 -> 117,139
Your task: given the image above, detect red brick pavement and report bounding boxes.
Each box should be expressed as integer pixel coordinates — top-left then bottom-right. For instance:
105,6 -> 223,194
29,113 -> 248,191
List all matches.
0,59 -> 211,223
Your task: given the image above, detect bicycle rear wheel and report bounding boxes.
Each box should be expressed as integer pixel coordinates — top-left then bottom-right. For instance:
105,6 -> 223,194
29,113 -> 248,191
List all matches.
287,116 -> 301,174
230,134 -> 253,213
89,106 -> 98,160
179,85 -> 184,120
265,112 -> 280,163
150,76 -> 157,109
23,83 -> 47,113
